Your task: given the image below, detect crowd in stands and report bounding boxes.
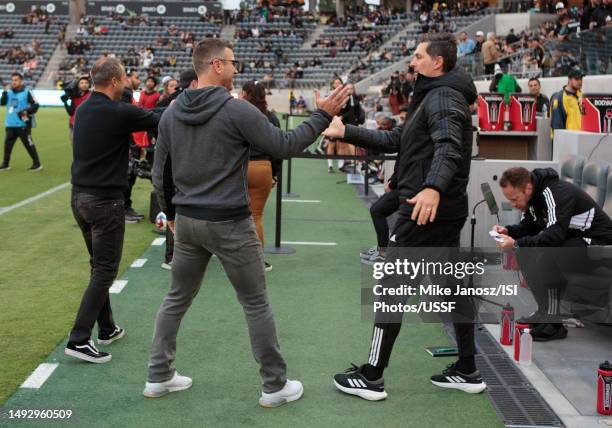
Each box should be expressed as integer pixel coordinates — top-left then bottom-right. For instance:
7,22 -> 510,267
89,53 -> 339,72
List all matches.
22,8 -> 53,27
224,5 -> 315,26
416,0 -> 488,33
0,40 -> 43,79
0,10 -> 66,86
454,0 -> 610,78
55,11 -> 221,86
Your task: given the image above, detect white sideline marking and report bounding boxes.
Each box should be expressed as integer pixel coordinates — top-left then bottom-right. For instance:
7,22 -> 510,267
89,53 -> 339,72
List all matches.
21,363 -> 59,389
281,199 -> 321,203
130,258 -> 147,268
109,280 -> 128,294
0,182 -> 70,216
152,237 -> 166,246
281,241 -> 337,246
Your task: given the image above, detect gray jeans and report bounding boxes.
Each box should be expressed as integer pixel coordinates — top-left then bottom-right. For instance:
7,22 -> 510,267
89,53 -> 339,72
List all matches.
147,214 -> 287,393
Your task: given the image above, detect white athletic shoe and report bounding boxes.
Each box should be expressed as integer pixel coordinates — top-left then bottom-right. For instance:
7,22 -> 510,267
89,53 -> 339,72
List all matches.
143,372 -> 193,398
97,325 -> 125,345
259,379 -> 304,408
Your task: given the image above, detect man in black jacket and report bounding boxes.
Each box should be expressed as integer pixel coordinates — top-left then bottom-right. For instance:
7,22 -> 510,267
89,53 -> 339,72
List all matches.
64,57 -> 160,364
327,33 -> 485,400
494,167 -> 612,340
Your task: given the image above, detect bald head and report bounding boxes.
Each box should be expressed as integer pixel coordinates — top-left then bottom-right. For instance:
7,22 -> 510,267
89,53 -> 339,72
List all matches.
90,56 -> 126,100
91,57 -> 125,87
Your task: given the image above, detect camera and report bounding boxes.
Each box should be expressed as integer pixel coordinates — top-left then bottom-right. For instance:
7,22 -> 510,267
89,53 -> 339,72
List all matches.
129,158 -> 152,180
60,80 -> 80,98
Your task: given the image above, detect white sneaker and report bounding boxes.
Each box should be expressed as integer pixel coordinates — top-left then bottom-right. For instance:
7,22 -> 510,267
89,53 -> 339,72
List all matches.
143,372 -> 193,398
361,250 -> 386,265
259,379 -> 304,408
161,261 -> 172,270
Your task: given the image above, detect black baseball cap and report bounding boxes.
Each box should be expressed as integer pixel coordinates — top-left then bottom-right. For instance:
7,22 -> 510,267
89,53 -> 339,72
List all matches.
568,68 -> 585,79
179,69 -> 197,89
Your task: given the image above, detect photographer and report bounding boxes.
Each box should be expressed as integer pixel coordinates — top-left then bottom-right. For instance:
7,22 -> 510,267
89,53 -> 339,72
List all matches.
123,70 -> 148,223
1,72 -> 42,171
60,75 -> 91,142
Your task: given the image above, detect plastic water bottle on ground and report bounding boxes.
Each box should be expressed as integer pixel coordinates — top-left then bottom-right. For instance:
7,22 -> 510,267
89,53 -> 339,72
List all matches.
519,328 -> 532,365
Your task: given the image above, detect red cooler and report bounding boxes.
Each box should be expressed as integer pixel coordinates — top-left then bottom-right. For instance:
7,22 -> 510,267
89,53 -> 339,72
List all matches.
509,93 -> 537,131
478,93 -> 506,131
582,94 -> 612,133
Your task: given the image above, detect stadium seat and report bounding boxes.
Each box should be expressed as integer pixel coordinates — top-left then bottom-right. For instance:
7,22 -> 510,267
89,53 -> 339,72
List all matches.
604,171 -> 612,218
581,160 -> 609,207
560,154 -> 586,187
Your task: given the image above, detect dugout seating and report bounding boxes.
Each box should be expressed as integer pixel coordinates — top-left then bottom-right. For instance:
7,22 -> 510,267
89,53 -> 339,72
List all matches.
558,156 -> 612,324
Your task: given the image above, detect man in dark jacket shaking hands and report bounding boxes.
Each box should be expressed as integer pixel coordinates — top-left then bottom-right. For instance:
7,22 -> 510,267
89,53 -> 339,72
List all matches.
326,33 -> 486,400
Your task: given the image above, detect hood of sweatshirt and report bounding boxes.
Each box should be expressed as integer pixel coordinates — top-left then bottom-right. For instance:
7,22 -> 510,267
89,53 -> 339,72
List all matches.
532,168 -> 559,193
173,86 -> 234,126
412,66 -> 478,106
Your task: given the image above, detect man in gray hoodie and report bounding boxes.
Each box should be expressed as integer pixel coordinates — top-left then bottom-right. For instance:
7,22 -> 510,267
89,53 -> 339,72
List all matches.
144,38 -> 351,406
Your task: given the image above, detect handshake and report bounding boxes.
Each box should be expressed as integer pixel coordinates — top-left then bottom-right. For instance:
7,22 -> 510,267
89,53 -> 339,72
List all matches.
314,86 -> 351,140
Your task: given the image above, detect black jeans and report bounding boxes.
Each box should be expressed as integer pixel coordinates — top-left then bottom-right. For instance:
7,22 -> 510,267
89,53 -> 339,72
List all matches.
69,191 -> 125,344
3,127 -> 41,167
484,63 -> 496,75
370,189 -> 399,248
124,145 -> 140,209
367,214 -> 476,369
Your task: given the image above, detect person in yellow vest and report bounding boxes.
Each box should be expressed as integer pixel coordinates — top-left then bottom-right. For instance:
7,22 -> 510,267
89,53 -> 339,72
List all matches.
550,68 -> 585,140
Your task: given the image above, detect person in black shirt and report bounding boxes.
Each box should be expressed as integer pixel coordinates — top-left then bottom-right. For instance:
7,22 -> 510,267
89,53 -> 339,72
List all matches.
65,57 -> 160,364
505,28 -> 519,45
474,31 -> 485,53
528,78 -> 550,117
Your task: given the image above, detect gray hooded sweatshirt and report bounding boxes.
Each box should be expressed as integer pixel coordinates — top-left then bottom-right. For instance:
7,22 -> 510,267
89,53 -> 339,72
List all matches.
152,86 -> 332,221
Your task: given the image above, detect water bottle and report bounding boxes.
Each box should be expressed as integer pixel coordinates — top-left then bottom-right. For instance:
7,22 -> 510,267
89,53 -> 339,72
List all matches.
597,361 -> 612,414
514,322 -> 529,361
500,304 -> 514,346
503,106 -> 512,131
519,328 -> 532,365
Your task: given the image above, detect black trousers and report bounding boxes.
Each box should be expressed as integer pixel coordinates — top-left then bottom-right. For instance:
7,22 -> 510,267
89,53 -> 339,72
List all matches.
370,189 -> 400,248
367,214 -> 476,369
124,145 -> 141,209
69,191 -> 125,344
484,63 -> 496,75
3,127 -> 41,167
516,237 -> 589,317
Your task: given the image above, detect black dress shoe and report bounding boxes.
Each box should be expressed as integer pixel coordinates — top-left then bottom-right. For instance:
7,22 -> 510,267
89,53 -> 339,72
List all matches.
532,323 -> 568,341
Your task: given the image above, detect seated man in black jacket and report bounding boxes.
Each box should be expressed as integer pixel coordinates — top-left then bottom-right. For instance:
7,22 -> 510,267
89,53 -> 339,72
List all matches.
65,57 -> 160,364
494,167 -> 612,341
326,33 -> 486,400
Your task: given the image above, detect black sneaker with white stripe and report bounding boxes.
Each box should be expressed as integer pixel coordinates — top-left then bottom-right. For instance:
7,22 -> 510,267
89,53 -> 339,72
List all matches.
65,340 -> 111,363
430,363 -> 486,394
333,364 -> 387,401
97,325 -> 125,345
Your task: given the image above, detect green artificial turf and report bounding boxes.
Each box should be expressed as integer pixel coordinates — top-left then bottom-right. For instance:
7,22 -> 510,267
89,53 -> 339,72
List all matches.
0,108 -> 167,405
